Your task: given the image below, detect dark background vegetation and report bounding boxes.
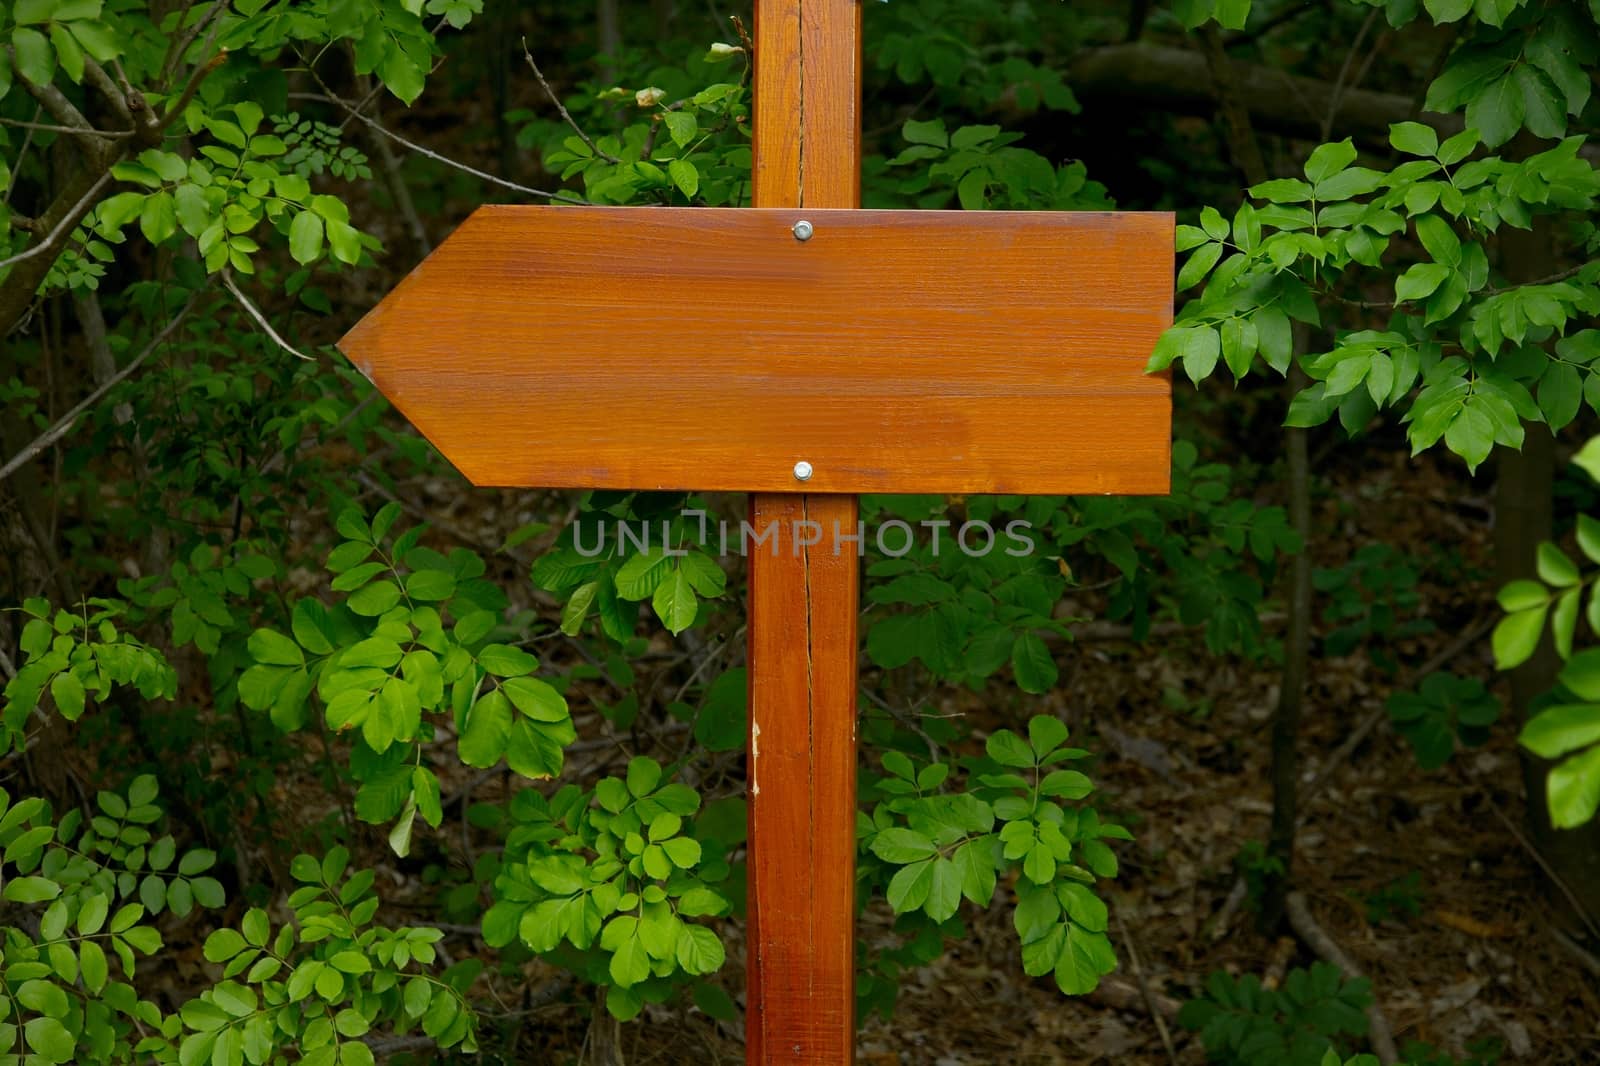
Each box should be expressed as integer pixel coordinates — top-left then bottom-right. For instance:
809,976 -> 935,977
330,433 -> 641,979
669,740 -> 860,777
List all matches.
2,0 -> 1598,1063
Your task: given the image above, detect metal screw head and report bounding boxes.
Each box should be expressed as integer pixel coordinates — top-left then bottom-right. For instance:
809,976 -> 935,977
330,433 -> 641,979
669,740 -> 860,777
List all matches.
793,460 -> 814,481
792,219 -> 814,242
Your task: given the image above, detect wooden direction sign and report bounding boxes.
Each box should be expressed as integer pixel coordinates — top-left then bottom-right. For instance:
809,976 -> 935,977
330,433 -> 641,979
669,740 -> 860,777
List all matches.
338,0 -> 1172,1061
338,206 -> 1172,495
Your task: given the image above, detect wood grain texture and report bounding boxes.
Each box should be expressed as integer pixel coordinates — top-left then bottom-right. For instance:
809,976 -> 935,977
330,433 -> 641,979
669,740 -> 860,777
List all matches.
745,494 -> 860,1065
336,205 -> 1174,496
748,4 -> 862,1064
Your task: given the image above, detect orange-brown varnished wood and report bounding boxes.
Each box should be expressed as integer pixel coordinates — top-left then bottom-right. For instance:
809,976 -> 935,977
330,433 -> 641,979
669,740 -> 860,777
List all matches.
745,494 -> 859,1065
335,205 -> 1174,497
748,3 -> 863,1064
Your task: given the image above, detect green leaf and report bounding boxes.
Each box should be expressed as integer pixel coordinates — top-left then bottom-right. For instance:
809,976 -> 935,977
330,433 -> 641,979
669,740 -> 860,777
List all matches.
1303,139 -> 1355,183
1537,543 -> 1580,588
1514,63 -> 1566,140
1175,241 -> 1222,292
1497,579 -> 1547,612
1389,121 -> 1438,156
1547,744 -> 1600,828
886,858 -> 934,912
1424,0 -> 1472,20
1492,607 -> 1547,670
326,218 -> 363,263
1468,72 -> 1524,148
48,24 -> 83,83
903,118 -> 948,148
925,857 -> 963,922
459,690 -> 511,767
871,827 -> 937,864
1521,704 -> 1600,759
347,579 -> 400,616
23,1016 -> 74,1064
652,567 -> 697,634
1011,633 -> 1057,693
12,28 -> 54,86
289,210 -> 324,264
478,643 -> 537,677
663,111 -> 697,148
501,676 -> 567,722
5,876 -> 61,903
249,628 -> 304,666
49,671 -> 85,718
1575,437 -> 1600,483
668,158 -> 699,199
204,928 -> 248,962
139,191 -> 177,244
675,925 -> 725,975
985,728 -> 1034,768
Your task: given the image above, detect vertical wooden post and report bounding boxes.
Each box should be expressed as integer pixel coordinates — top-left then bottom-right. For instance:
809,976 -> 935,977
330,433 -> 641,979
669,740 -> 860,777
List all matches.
747,1 -> 862,1063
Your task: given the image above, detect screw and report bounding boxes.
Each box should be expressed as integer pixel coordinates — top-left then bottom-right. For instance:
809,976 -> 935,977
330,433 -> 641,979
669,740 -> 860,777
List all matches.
793,460 -> 814,481
792,219 -> 814,242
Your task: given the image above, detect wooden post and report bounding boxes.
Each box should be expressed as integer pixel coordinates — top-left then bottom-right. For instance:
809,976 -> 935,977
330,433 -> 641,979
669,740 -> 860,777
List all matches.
747,1 -> 862,1062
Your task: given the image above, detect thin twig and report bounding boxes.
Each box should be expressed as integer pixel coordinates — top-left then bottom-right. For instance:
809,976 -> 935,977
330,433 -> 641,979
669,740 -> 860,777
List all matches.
0,116 -> 133,138
221,272 -> 315,361
1478,789 -> 1600,942
522,39 -> 621,164
1285,892 -> 1400,1064
303,76 -> 585,205
0,296 -> 199,485
1114,905 -> 1178,1065
0,172 -> 112,275
1303,613 -> 1494,804
1321,8 -> 1380,142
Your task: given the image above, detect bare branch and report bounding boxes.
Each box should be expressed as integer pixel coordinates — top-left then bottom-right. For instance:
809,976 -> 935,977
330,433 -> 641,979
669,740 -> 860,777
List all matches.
158,49 -> 228,131
82,56 -> 134,127
308,84 -> 586,205
0,170 -> 114,275
220,271 -> 316,362
522,39 -> 622,164
0,296 -> 199,485
1286,893 -> 1401,1065
5,47 -> 114,155
0,116 -> 133,138
160,0 -> 228,89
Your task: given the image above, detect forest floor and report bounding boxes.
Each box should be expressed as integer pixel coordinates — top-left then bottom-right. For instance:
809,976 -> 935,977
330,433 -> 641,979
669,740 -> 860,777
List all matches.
252,428 -> 1599,1066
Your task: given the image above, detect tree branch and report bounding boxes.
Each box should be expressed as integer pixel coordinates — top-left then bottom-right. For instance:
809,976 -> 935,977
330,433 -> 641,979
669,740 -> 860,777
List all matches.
1286,892 -> 1401,1065
522,40 -> 622,164
220,272 -> 315,361
1069,42 -> 1466,150
5,47 -> 114,156
0,296 -> 199,485
304,83 -> 586,204
0,170 -> 114,277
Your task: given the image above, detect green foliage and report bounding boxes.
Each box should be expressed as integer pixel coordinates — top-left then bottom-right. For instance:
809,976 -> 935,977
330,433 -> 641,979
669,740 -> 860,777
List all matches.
3,597 -> 176,749
1387,673 -> 1500,769
1234,839 -> 1286,910
1315,545 -> 1434,670
480,759 -> 735,1020
861,717 -> 1129,997
1361,871 -> 1424,924
527,50 -> 752,206
1179,963 -> 1373,1066
1152,119 -> 1600,473
179,846 -> 478,1064
532,494 -> 730,640
0,775 -> 464,1064
1494,438 -> 1600,826
885,118 -> 1111,210
239,503 -> 576,852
